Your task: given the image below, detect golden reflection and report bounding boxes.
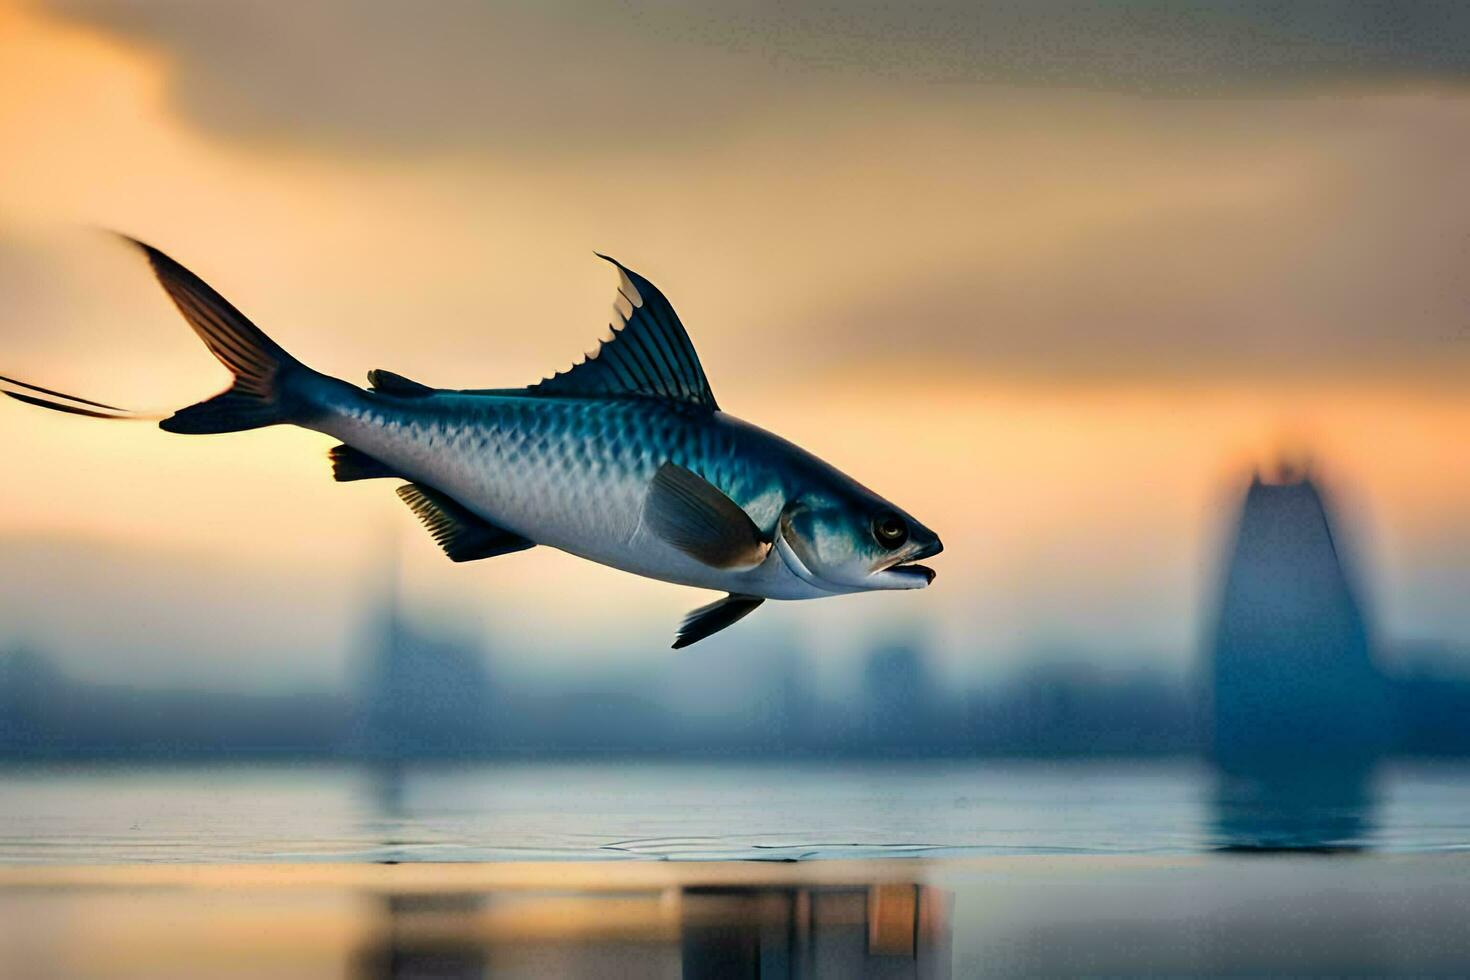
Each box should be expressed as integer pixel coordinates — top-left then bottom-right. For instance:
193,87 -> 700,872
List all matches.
352,881 -> 949,979
0,863 -> 949,979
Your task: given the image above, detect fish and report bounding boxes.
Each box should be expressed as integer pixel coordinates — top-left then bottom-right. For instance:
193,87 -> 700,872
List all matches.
2,238 -> 942,647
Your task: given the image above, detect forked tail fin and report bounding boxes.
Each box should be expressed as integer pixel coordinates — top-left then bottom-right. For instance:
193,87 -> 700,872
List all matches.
128,238 -> 312,434
3,237 -> 323,434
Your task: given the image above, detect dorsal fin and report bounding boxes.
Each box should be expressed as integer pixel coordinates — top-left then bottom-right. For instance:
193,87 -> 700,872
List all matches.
368,369 -> 436,398
528,255 -> 718,410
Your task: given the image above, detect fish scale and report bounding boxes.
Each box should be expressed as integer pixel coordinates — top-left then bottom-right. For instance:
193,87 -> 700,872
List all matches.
322,390 -> 797,594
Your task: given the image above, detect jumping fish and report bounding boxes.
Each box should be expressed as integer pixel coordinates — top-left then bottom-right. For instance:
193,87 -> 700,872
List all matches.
1,240 -> 942,647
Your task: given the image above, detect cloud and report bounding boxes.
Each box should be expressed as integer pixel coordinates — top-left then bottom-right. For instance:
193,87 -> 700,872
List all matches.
7,1 -> 1470,390
807,119 -> 1470,382
41,1 -> 1470,154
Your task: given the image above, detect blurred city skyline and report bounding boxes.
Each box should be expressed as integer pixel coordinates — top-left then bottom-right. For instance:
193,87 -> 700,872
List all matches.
5,465 -> 1470,767
1,0 -> 1468,688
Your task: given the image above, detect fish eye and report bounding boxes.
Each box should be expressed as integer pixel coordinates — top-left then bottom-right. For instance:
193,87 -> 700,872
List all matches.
871,512 -> 909,549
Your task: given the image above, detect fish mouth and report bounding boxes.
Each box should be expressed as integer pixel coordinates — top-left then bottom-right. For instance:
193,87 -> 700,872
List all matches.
875,538 -> 944,587
887,562 -> 936,585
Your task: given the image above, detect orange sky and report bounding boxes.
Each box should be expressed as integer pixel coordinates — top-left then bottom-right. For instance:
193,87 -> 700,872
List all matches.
0,0 -> 1466,688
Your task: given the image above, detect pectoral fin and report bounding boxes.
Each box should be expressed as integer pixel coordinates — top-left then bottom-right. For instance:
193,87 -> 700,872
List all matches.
673,593 -> 765,649
642,462 -> 770,569
397,483 -> 536,562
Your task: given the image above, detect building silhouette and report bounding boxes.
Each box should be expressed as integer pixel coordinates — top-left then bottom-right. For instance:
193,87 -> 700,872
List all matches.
355,557 -> 497,760
858,640 -> 944,754
1208,467 -> 1389,775
7,461 -> 1470,768
1206,465 -> 1390,848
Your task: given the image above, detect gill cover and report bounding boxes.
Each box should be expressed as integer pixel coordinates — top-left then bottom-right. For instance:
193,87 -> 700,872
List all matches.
775,502 -> 838,592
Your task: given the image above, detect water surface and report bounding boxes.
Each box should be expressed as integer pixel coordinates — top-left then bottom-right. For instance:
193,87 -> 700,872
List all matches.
3,759 -> 1468,863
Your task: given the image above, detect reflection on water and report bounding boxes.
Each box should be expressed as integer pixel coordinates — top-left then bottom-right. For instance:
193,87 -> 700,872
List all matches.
684,883 -> 947,979
352,883 -> 949,979
8,859 -> 1470,977
356,893 -> 488,979
7,759 -> 1470,862
370,762 -> 408,819
1211,765 -> 1376,853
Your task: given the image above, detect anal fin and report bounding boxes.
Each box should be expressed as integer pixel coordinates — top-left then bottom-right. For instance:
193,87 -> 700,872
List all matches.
397,483 -> 536,562
674,593 -> 765,649
329,444 -> 402,482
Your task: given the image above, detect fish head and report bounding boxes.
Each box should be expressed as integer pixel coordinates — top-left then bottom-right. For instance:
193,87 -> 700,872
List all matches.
774,488 -> 942,593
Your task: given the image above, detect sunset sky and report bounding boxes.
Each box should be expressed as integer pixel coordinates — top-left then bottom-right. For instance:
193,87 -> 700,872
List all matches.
1,1 -> 1467,690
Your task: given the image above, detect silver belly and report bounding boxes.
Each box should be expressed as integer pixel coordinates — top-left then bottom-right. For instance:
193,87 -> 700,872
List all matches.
314,404 -> 828,600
